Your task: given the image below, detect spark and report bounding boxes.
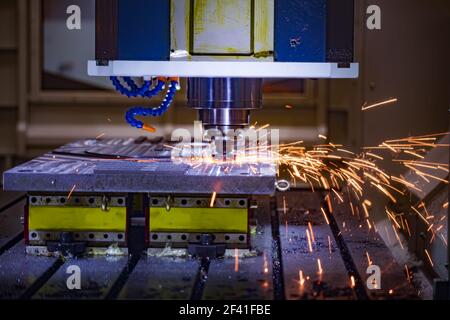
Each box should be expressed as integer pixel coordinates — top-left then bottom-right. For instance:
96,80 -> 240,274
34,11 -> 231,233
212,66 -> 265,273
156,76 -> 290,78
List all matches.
366,252 -> 372,266
404,219 -> 412,237
318,134 -> 327,140
306,230 -> 313,253
404,150 -> 424,159
317,259 -> 323,275
405,265 -> 411,283
362,98 -> 398,111
362,201 -> 371,218
424,249 -> 434,267
332,189 -> 344,203
172,131 -> 449,253
299,270 -> 305,286
371,182 -> 397,203
365,152 -> 384,160
256,124 -> 270,131
392,225 -> 405,250
308,222 -> 315,243
328,236 -> 332,255
95,133 -> 105,140
326,194 -> 333,213
67,184 -> 76,200
262,252 -> 269,274
285,105 -> 294,109
210,192 -> 217,207
234,248 -> 239,272
350,276 -> 356,289
321,207 -> 330,225
386,208 -> 401,229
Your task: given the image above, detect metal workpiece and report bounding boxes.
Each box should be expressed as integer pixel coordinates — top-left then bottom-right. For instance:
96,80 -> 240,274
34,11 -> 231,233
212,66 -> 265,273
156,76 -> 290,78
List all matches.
3,138 -> 277,195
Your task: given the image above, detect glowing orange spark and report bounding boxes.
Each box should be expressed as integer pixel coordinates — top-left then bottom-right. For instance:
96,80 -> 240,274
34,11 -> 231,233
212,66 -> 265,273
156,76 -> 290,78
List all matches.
210,192 -> 217,207
405,265 -> 411,283
299,270 -> 305,286
366,252 -> 372,266
256,124 -> 270,131
234,248 -> 239,272
321,207 -> 330,225
308,222 -> 315,243
263,252 -> 269,274
405,219 -> 412,237
67,184 -> 76,200
365,152 -> 384,160
350,276 -> 356,289
424,249 -> 434,267
306,230 -> 313,253
317,259 -> 323,275
361,98 -> 398,111
326,194 -> 333,213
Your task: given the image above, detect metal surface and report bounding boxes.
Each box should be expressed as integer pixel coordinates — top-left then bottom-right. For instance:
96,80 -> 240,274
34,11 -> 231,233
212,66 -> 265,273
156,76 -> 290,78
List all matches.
88,60 -> 359,78
28,195 -> 126,207
26,246 -> 128,257
188,78 -> 263,110
203,199 -> 274,299
274,0 -> 326,62
149,232 -> 248,248
0,190 -> 423,300
0,243 -> 59,299
32,256 -> 128,300
150,207 -> 248,233
28,231 -> 126,246
188,78 -> 263,131
28,206 -> 127,232
0,197 -> 24,249
3,138 -> 276,195
118,256 -> 199,300
277,192 -> 356,299
150,196 -> 248,209
117,0 -> 170,61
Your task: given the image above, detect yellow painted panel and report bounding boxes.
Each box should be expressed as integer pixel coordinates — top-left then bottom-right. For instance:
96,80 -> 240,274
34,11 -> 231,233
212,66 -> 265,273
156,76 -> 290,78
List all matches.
192,0 -> 252,54
150,207 -> 247,233
29,207 -> 127,232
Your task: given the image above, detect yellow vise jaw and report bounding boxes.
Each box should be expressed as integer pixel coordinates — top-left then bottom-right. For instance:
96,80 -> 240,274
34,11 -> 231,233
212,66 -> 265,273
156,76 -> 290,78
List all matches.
148,196 -> 249,249
27,195 -> 128,247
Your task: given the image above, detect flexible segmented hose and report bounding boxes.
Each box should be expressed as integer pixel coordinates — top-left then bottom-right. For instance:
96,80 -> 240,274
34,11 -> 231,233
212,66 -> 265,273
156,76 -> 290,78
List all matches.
110,77 -> 179,129
110,76 -> 164,98
125,80 -> 179,129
